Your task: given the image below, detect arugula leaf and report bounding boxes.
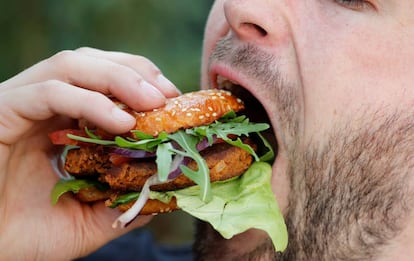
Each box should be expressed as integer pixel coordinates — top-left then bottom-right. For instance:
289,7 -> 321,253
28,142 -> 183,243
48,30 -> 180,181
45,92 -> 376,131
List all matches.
257,132 -> 275,162
84,127 -> 101,139
131,130 -> 154,140
168,131 -> 212,202
222,137 -> 259,161
66,134 -> 116,146
156,142 -> 174,182
108,192 -> 140,208
188,116 -> 270,161
114,132 -> 169,152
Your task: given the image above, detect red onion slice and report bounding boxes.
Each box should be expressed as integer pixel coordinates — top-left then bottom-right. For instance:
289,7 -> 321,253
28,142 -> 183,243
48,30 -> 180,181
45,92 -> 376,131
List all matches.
196,135 -> 217,151
106,147 -> 156,158
168,156 -> 191,179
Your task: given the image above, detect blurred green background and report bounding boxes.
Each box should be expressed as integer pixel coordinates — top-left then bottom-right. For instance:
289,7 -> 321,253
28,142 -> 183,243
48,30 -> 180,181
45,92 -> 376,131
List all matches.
0,0 -> 215,246
0,0 -> 214,93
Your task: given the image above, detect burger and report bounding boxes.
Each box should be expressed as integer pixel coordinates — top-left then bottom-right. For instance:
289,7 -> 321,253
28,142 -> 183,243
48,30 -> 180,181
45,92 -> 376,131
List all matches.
49,89 -> 288,252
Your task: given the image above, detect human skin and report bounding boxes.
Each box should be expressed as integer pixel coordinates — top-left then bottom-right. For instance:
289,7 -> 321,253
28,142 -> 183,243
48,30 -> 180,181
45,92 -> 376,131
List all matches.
3,1 -> 414,259
0,48 -> 180,260
196,0 -> 414,260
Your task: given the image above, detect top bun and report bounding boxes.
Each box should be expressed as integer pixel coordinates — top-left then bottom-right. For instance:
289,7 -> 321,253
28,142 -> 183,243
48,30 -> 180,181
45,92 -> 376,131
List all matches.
131,89 -> 244,136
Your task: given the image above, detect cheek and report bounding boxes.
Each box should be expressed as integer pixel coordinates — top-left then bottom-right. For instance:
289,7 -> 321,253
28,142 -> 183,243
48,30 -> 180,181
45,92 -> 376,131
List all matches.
298,19 -> 414,141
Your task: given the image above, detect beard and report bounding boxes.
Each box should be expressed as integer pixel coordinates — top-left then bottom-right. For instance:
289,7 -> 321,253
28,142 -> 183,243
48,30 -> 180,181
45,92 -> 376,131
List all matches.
279,110 -> 414,260
193,36 -> 414,260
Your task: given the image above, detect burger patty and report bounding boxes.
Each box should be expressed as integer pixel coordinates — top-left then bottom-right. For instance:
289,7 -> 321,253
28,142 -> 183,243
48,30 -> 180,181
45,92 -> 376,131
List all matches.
65,141 -> 255,192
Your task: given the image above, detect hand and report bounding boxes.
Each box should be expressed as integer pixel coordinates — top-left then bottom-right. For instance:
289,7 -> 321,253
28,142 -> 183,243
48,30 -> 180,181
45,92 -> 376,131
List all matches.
0,47 -> 180,260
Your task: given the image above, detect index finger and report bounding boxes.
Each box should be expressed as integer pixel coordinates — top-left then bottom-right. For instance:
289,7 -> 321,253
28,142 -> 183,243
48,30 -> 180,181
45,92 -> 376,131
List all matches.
1,50 -> 167,112
0,81 -> 136,145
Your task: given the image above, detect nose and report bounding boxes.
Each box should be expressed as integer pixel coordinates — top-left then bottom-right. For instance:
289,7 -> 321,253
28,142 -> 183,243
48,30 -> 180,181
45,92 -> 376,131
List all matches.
224,0 -> 288,46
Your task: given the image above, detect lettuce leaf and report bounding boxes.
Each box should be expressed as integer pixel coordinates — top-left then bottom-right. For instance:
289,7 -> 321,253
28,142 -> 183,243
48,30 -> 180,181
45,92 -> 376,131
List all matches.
51,162 -> 288,251
51,179 -> 101,205
150,162 -> 288,252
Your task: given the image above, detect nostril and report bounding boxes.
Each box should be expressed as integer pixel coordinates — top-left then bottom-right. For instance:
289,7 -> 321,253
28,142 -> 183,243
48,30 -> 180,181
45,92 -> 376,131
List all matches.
240,22 -> 268,37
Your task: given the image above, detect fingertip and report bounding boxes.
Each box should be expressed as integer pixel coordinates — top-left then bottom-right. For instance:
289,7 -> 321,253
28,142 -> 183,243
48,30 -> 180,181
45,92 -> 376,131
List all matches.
156,74 -> 181,98
111,106 -> 135,123
135,81 -> 167,110
109,106 -> 136,131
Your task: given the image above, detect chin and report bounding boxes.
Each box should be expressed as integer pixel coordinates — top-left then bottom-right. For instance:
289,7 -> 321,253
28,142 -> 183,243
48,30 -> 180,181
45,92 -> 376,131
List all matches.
193,220 -> 277,260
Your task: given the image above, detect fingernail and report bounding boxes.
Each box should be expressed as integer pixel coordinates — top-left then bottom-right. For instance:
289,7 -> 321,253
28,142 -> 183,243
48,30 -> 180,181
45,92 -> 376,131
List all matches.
156,75 -> 181,96
141,81 -> 165,100
112,107 -> 134,122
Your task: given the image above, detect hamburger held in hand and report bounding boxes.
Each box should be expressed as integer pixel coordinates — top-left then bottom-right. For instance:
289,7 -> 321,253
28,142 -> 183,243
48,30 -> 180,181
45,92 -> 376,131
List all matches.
49,89 -> 288,252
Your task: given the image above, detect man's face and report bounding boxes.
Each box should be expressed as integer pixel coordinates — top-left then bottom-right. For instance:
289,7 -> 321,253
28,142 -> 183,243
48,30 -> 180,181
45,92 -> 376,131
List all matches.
195,0 -> 414,259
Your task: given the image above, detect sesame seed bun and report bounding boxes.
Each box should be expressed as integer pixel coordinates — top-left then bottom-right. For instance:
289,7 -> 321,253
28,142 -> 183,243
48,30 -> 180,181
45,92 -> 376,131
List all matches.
54,90 -> 255,216
130,89 -> 244,136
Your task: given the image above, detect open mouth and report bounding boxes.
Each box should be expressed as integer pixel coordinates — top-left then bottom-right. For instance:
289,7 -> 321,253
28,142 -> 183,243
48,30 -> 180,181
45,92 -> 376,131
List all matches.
216,75 -> 278,161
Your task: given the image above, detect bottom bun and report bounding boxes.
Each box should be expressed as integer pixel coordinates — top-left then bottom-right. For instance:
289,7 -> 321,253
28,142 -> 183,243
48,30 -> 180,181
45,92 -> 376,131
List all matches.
114,198 -> 179,215
75,187 -> 179,215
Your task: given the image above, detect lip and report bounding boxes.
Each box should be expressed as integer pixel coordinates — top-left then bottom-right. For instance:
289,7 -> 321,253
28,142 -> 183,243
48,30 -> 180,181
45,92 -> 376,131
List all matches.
209,63 -> 281,160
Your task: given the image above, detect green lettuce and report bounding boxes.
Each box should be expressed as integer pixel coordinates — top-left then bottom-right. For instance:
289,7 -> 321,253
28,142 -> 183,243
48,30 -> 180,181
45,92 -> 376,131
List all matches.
150,161 -> 288,252
52,162 -> 288,251
51,179 -> 104,205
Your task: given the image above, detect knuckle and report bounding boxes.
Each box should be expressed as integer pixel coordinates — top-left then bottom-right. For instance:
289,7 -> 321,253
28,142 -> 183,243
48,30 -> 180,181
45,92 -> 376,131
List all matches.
132,55 -> 161,76
75,46 -> 93,53
48,50 -> 78,80
41,79 -> 62,91
110,63 -> 145,84
51,50 -> 76,65
39,79 -> 63,104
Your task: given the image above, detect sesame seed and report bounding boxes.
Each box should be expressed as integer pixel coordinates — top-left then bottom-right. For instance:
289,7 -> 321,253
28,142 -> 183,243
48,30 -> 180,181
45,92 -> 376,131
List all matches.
117,103 -> 127,109
212,112 -> 218,117
186,112 -> 192,117
199,115 -> 205,120
155,117 -> 161,121
208,106 -> 213,111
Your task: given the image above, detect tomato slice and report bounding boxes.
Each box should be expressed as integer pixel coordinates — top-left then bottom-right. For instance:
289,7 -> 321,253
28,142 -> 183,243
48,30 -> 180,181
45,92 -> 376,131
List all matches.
109,154 -> 132,166
48,129 -> 87,145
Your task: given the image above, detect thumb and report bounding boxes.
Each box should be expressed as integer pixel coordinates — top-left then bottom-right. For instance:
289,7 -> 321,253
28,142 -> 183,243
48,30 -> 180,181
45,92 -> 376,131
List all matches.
78,203 -> 153,257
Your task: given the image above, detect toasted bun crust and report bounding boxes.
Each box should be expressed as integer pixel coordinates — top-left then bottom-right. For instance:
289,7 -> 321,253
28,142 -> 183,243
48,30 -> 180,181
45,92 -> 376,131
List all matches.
75,188 -> 179,215
129,89 -> 244,136
116,198 -> 178,215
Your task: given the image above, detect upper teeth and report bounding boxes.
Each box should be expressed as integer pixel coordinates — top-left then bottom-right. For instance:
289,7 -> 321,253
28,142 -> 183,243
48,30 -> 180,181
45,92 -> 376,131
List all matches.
217,75 -> 235,89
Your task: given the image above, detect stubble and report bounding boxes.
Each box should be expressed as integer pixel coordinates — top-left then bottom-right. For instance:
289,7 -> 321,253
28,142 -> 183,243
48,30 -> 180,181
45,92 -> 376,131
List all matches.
194,35 -> 414,260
